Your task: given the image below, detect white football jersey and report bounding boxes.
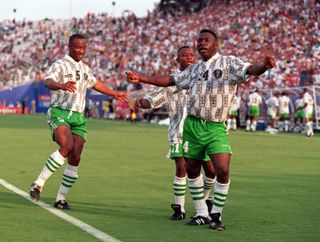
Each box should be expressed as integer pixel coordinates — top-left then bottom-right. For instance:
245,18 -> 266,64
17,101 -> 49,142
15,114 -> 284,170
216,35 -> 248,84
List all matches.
278,95 -> 290,114
295,98 -> 304,109
303,92 -> 314,114
248,92 -> 262,107
229,95 -> 241,112
266,96 -> 279,113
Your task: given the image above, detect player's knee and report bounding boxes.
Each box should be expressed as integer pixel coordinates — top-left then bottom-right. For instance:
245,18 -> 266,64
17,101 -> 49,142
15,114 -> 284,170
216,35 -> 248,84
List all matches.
60,142 -> 74,156
204,169 -> 215,179
216,169 -> 229,183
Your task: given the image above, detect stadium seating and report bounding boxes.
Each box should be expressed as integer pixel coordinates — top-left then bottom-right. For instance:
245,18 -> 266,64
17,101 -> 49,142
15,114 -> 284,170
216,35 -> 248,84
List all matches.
0,0 -> 319,93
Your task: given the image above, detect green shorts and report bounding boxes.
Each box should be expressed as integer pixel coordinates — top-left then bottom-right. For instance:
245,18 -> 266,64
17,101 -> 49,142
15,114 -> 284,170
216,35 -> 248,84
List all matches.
279,113 -> 289,119
169,142 -> 210,161
229,110 -> 238,116
249,106 -> 260,117
47,107 -> 87,141
182,115 -> 232,160
295,110 -> 304,119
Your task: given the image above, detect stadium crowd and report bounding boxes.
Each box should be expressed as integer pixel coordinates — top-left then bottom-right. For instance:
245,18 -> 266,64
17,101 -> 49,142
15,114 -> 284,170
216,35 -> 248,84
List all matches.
0,0 -> 319,92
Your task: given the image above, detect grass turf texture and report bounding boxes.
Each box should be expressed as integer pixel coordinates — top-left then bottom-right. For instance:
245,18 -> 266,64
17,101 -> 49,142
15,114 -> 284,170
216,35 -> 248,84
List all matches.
0,114 -> 319,242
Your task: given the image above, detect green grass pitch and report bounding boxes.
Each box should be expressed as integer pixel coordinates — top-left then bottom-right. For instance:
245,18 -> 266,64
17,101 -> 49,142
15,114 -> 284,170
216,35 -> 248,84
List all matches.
0,115 -> 319,242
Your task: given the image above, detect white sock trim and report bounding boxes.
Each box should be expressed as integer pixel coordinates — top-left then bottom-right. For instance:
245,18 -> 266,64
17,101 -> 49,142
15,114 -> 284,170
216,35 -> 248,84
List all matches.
51,150 -> 66,166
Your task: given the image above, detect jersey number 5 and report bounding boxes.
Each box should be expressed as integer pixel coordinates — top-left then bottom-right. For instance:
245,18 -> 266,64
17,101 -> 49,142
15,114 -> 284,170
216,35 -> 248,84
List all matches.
76,70 -> 80,80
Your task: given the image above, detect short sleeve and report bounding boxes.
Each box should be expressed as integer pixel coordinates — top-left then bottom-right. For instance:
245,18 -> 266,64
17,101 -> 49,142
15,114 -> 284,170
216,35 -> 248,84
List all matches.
86,68 -> 98,88
228,56 -> 251,83
171,65 -> 193,90
144,86 -> 167,108
45,62 -> 63,83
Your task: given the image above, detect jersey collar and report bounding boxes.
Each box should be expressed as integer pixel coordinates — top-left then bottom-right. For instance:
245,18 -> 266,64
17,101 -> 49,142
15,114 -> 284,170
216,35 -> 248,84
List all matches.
64,55 -> 82,64
202,52 -> 220,69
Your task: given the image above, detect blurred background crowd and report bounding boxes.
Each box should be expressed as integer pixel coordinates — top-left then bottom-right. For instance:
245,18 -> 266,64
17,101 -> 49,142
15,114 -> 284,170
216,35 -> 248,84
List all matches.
0,0 -> 319,91
0,0 -> 319,125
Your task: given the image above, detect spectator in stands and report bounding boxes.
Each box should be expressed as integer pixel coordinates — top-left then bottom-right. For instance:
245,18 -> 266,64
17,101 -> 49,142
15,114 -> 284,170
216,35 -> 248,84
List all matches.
0,0 -> 318,107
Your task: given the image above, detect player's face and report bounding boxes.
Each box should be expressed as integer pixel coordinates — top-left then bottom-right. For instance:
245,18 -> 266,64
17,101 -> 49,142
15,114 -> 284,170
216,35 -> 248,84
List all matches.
176,48 -> 196,70
69,38 -> 86,62
197,32 -> 218,61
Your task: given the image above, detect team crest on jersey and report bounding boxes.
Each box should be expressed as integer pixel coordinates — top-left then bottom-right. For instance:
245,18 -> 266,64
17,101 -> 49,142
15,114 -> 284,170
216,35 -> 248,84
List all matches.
213,69 -> 222,79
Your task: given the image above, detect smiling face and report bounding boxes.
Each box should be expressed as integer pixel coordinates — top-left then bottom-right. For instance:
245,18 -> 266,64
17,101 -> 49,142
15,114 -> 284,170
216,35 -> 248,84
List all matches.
69,37 -> 86,62
197,32 -> 218,61
176,47 -> 196,70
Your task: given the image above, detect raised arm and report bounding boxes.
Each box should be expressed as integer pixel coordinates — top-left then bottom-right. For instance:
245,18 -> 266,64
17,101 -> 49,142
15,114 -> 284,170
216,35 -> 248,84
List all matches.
126,71 -> 174,87
246,56 -> 276,76
93,81 -> 128,102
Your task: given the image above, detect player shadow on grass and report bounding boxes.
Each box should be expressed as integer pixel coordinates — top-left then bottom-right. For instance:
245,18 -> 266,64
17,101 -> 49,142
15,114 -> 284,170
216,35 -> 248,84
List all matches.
70,200 -> 174,221
0,191 -> 39,207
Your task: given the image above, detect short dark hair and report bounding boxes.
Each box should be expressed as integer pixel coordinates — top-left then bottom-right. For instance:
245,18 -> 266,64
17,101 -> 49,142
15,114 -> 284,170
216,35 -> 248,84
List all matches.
69,33 -> 86,44
177,45 -> 191,54
199,29 -> 218,40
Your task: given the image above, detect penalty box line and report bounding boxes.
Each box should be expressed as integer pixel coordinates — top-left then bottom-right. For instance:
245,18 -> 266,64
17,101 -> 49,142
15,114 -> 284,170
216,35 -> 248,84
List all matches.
0,178 -> 121,242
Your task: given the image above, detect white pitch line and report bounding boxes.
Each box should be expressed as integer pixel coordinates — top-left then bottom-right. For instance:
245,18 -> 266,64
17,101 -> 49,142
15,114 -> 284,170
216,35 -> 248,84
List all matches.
0,178 -> 121,242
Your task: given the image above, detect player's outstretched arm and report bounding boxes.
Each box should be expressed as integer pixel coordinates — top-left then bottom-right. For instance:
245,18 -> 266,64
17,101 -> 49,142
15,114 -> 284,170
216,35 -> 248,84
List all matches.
44,78 -> 76,92
247,55 -> 276,76
93,81 -> 128,101
126,71 -> 174,87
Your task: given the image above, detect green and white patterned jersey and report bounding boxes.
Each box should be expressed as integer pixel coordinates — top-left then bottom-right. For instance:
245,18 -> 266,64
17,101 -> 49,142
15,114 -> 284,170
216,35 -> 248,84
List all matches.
171,53 -> 250,122
45,55 -> 97,113
144,85 -> 187,144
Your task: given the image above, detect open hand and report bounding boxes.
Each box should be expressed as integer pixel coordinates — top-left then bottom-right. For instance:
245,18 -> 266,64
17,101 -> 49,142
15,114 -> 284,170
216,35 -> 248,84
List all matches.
126,71 -> 140,83
63,81 -> 76,92
114,92 -> 129,102
264,56 -> 276,69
